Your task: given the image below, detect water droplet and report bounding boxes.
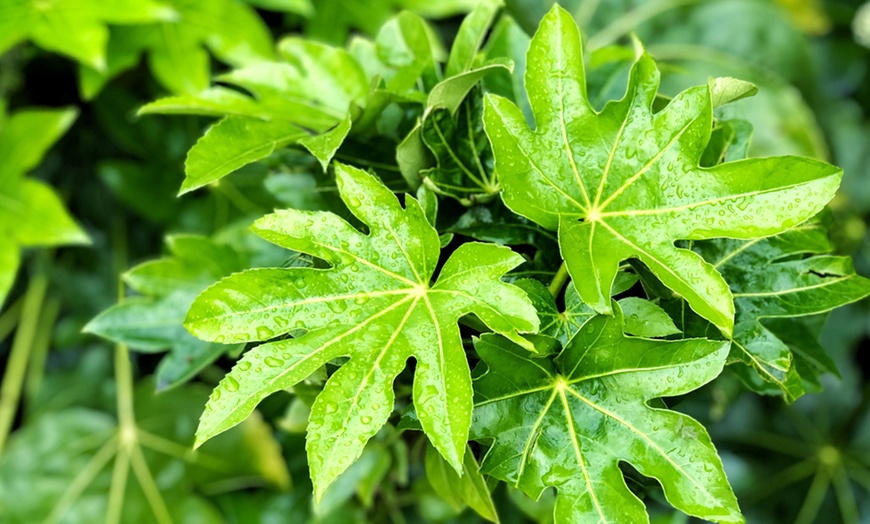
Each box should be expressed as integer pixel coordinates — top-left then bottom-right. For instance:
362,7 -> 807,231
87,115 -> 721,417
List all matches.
360,416 -> 372,424
264,356 -> 284,367
224,376 -> 240,392
238,361 -> 252,371
256,326 -> 275,339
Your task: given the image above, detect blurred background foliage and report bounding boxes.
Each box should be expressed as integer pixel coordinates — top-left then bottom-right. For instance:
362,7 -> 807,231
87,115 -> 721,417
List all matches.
1,0 -> 870,522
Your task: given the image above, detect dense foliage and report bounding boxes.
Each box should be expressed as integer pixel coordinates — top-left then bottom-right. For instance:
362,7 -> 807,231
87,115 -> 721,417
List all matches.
2,1 -> 870,523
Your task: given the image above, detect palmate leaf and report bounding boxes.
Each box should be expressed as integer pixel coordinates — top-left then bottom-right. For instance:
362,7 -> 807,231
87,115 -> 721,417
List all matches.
185,163 -> 538,498
140,37 -> 369,194
483,5 -> 841,337
694,221 -> 870,401
470,305 -> 742,523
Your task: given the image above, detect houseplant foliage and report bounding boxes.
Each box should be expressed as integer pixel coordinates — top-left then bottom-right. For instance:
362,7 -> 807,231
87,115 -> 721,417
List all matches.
4,0 -> 870,522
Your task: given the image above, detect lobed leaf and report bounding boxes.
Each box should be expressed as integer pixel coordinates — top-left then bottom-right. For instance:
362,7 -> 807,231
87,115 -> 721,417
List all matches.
483,5 -> 842,337
470,304 -> 742,523
186,163 -> 538,498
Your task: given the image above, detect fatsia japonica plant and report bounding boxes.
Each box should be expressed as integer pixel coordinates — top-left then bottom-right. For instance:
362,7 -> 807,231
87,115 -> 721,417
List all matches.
84,2 -> 870,523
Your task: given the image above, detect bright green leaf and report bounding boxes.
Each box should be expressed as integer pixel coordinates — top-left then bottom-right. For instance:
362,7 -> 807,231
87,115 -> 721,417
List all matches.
708,77 -> 758,108
185,163 -> 538,498
470,305 -> 742,523
0,0 -> 170,70
183,117 -> 308,195
299,113 -> 353,172
445,0 -> 501,78
618,296 -> 681,338
483,5 -> 841,337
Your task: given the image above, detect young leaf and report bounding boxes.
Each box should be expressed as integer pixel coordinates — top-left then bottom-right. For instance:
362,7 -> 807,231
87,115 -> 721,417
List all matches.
696,222 -> 870,401
483,5 -> 841,337
85,236 -> 245,390
183,117 -> 309,195
186,163 -> 538,498
470,305 -> 742,523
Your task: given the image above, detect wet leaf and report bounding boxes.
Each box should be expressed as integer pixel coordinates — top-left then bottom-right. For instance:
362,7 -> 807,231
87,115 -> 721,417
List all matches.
483,5 -> 841,337
186,163 -> 538,498
694,221 -> 870,401
470,304 -> 742,523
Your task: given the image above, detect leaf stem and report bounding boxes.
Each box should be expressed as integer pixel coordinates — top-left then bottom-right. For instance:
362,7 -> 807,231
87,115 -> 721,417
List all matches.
25,296 -> 59,413
548,262 -> 570,298
0,272 -> 47,454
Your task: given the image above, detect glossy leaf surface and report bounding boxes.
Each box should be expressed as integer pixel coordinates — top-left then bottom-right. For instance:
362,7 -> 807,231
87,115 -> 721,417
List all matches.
186,163 -> 538,498
470,306 -> 742,523
696,222 -> 870,401
483,5 -> 842,336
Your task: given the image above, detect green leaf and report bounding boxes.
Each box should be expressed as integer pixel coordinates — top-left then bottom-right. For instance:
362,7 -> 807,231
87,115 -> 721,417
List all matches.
708,77 -> 758,108
299,113 -> 353,172
186,163 -> 538,498
85,235 -> 245,390
516,274 -> 640,347
445,0 -> 501,78
483,5 -> 841,337
81,0 -> 277,95
618,297 -> 681,338
695,222 -> 870,401
470,305 -> 742,523
0,108 -> 88,305
0,381 -> 289,523
183,117 -> 308,195
425,443 -> 500,523
421,89 -> 499,205
0,0 -> 170,70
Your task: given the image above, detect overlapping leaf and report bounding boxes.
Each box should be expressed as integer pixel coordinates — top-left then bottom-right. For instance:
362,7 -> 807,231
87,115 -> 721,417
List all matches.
79,0 -> 279,97
483,5 -> 842,336
85,236 -> 246,390
470,305 -> 742,523
0,0 -> 170,70
185,163 -> 538,498
138,36 -> 369,194
420,89 -> 499,205
694,221 -> 870,401
0,108 -> 89,306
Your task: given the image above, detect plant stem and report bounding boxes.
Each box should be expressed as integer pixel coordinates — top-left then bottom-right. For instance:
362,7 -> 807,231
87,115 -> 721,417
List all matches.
0,272 -> 47,454
0,295 -> 23,342
548,262 -> 570,298
25,296 -> 59,414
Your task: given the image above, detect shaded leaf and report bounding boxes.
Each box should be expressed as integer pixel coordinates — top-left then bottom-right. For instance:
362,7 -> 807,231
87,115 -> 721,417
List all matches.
470,305 -> 742,523
85,236 -> 245,390
695,222 -> 870,401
